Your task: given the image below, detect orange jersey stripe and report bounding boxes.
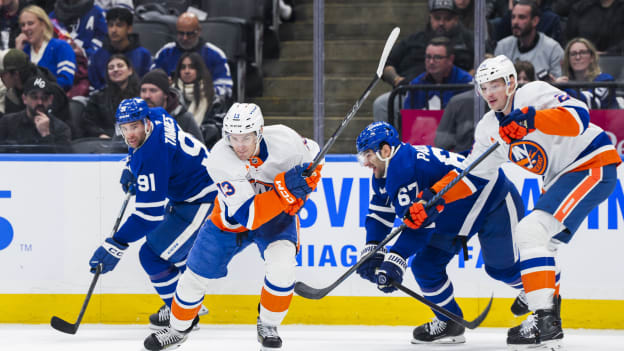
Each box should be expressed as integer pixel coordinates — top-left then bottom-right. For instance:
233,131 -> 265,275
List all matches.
250,190 -> 287,230
171,300 -> 202,321
534,107 -> 581,136
554,167 -> 602,222
431,170 -> 475,203
210,198 -> 247,233
570,149 -> 622,172
260,288 -> 293,313
522,270 -> 556,293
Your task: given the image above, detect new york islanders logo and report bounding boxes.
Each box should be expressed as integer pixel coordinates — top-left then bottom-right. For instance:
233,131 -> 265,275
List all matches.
508,141 -> 548,175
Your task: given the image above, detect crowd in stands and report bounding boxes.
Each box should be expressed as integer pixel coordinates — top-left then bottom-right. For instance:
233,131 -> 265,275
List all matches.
0,0 -> 622,154
375,0 -> 623,153
0,0 -> 295,153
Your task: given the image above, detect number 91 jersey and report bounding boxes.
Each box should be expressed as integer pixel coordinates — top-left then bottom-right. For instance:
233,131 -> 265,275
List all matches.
114,108 -> 217,244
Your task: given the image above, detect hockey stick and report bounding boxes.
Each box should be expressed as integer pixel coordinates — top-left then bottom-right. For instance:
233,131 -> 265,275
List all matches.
294,141 -> 501,299
391,281 -> 493,329
50,191 -> 132,334
302,27 -> 400,177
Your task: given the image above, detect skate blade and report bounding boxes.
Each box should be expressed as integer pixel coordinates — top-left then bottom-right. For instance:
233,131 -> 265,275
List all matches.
259,346 -> 282,351
148,324 -> 200,332
411,335 -> 466,344
507,339 -> 564,351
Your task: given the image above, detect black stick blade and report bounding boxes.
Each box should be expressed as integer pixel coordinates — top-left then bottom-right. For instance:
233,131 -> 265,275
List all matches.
50,316 -> 78,334
294,281 -> 331,300
465,294 -> 494,329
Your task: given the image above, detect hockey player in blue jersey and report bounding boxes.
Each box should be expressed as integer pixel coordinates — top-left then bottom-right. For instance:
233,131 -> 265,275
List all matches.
355,121 -> 525,344
88,97 -> 217,328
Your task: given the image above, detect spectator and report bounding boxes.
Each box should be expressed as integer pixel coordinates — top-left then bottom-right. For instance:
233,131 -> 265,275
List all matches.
372,0 -> 474,123
140,69 -> 204,143
454,0 -> 474,30
403,37 -> 473,110
565,0 -> 624,53
551,0 -> 581,17
555,37 -> 618,109
515,59 -> 536,86
152,12 -> 233,101
16,5 -> 76,91
49,0 -> 108,60
52,24 -> 90,99
81,54 -> 139,138
172,52 -> 225,148
494,0 -> 564,81
0,48 -> 70,129
88,6 -> 152,90
492,0 -> 562,44
0,0 -> 29,50
0,75 -> 71,152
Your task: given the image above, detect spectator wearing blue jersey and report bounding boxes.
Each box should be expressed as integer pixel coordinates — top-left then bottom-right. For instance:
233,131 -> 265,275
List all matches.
49,0 -> 107,60
152,12 -> 233,101
88,97 -> 216,329
355,121 -> 524,344
140,69 -> 204,144
88,6 -> 152,91
403,37 -> 473,110
16,5 -> 76,91
554,37 -> 618,109
81,54 -> 140,138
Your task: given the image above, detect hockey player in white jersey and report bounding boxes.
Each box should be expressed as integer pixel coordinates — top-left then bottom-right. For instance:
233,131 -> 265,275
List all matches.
404,55 -> 621,350
356,121 -> 525,344
143,103 -> 322,351
88,98 -> 217,328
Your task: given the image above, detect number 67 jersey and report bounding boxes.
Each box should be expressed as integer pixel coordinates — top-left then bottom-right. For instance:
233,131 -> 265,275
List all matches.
114,107 -> 217,243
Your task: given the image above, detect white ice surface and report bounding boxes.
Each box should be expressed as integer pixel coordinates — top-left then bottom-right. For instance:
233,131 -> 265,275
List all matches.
2,324 -> 623,351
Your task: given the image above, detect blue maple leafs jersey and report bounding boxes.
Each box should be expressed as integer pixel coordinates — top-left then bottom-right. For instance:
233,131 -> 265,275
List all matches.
113,107 -> 217,244
365,143 -> 516,257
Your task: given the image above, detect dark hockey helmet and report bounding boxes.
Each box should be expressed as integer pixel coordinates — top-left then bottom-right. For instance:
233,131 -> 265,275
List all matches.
356,121 -> 400,154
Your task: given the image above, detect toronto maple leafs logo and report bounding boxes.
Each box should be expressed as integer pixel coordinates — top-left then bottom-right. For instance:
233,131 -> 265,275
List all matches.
508,141 -> 548,175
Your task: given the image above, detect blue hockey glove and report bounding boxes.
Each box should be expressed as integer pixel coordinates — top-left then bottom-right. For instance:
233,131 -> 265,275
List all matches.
376,252 -> 407,293
274,163 -> 322,205
356,243 -> 387,284
120,168 -> 136,195
404,188 -> 445,230
89,237 -> 128,274
499,106 -> 536,143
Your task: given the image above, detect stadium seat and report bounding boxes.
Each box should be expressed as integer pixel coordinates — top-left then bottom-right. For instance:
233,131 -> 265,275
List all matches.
200,19 -> 248,101
599,56 -> 624,80
201,0 -> 265,70
135,0 -> 190,16
131,21 -> 176,56
71,137 -> 128,154
69,97 -> 87,139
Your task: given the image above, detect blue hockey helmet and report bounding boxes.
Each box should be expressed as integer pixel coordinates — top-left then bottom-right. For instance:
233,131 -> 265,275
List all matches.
115,97 -> 149,125
356,121 -> 400,153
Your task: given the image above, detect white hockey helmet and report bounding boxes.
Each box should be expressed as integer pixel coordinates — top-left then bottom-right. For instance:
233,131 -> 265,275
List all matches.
475,55 -> 517,97
222,102 -> 264,143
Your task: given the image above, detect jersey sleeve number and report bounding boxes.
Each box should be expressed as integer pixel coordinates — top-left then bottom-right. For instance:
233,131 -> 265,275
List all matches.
137,173 -> 156,192
217,181 -> 236,197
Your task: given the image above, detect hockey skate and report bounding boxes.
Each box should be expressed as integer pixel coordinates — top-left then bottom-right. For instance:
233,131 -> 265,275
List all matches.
511,290 -> 530,316
149,304 -> 209,330
507,296 -> 563,350
411,317 -> 466,344
257,317 -> 283,350
143,315 -> 199,351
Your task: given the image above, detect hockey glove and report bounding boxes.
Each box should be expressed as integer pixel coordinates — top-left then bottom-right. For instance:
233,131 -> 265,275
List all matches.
120,168 -> 136,195
376,252 -> 407,293
284,197 -> 305,216
89,237 -> 129,274
403,188 -> 445,230
499,106 -> 536,144
274,163 -> 322,206
356,243 -> 387,284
